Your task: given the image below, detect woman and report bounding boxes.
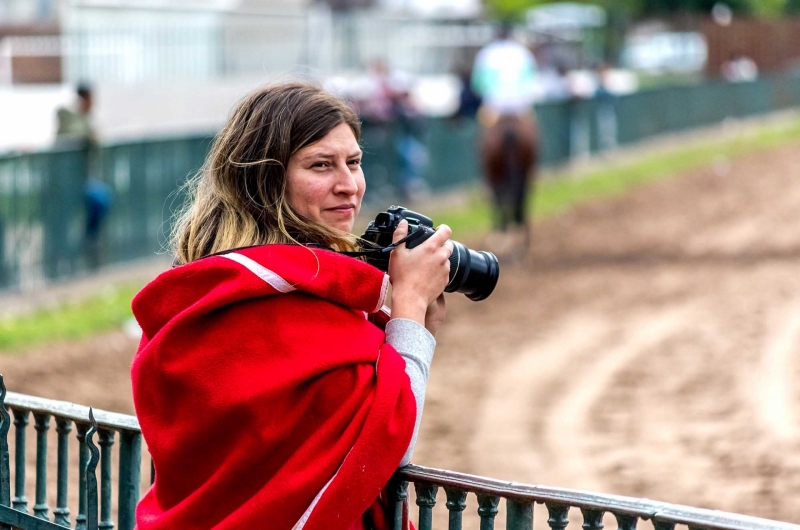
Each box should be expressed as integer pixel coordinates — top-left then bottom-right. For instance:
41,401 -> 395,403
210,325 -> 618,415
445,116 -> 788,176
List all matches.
130,82 -> 452,529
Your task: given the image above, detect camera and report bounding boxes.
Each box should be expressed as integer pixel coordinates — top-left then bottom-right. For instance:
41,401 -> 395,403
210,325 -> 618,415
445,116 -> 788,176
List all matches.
361,206 -> 499,301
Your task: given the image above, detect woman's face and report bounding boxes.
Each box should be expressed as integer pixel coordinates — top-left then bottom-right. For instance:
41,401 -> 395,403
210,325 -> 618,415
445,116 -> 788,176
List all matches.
285,122 -> 365,234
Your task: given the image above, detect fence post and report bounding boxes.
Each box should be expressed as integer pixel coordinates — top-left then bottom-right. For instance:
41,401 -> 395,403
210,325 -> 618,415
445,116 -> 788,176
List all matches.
54,418 -> 72,527
0,375 -> 10,509
546,503 -> 569,530
477,494 -> 500,530
32,413 -> 50,520
388,478 -> 408,530
581,509 -> 604,530
507,499 -> 533,530
444,487 -> 467,530
86,410 -> 100,530
414,483 -> 438,530
117,431 -> 142,530
75,422 -> 90,530
653,521 -> 676,530
98,430 -> 115,530
615,513 -> 638,530
12,409 -> 29,513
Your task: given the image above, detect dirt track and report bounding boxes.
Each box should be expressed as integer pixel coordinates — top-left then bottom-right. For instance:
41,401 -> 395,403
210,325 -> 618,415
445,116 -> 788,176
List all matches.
4,140 -> 800,522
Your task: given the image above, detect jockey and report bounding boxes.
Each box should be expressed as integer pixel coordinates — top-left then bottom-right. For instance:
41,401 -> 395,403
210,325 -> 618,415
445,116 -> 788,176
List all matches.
470,22 -> 540,244
471,22 -> 539,125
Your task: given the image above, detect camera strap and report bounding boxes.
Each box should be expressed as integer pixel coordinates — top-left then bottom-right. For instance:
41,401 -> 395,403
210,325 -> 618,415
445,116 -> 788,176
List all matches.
340,232 -> 420,258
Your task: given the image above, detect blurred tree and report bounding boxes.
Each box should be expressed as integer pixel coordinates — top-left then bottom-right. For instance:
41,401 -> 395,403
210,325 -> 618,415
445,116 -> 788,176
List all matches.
642,0 -> 785,17
483,0 -> 535,21
484,0 -> 794,68
486,0 -> 638,21
486,0 -> 791,21
786,0 -> 800,13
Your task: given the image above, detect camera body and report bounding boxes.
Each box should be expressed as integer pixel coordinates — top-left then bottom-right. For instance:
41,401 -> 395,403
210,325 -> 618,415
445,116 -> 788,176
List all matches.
361,205 -> 499,301
360,206 -> 436,271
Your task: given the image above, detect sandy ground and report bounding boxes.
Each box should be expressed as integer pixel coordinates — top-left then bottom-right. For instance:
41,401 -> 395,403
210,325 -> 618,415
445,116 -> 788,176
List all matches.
4,140 -> 800,524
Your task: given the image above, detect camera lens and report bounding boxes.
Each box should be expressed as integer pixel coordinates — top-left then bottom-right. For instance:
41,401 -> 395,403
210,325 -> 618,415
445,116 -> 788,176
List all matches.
444,241 -> 500,301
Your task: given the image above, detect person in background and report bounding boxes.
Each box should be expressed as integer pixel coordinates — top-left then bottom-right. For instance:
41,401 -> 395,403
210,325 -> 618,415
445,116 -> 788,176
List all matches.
455,68 -> 482,118
471,22 -> 539,247
362,60 -> 430,201
722,52 -> 758,82
54,83 -> 112,269
595,62 -> 618,153
130,82 -> 453,529
538,63 -> 572,102
559,65 -> 598,162
471,22 -> 539,123
55,83 -> 97,148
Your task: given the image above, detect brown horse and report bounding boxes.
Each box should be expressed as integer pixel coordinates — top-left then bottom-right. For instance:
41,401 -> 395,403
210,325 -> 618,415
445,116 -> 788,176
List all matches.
480,111 -> 539,248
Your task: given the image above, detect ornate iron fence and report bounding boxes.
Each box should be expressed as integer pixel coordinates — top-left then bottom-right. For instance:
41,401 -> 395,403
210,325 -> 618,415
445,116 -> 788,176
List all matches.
0,375 -> 143,530
389,466 -> 800,530
2,375 -> 800,530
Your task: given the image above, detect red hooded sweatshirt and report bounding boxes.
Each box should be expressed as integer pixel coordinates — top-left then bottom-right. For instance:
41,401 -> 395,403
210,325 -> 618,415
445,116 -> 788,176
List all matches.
131,245 -> 416,529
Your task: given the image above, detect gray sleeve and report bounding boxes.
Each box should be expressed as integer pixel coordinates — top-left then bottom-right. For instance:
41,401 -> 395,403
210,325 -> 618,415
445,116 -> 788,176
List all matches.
385,318 -> 435,467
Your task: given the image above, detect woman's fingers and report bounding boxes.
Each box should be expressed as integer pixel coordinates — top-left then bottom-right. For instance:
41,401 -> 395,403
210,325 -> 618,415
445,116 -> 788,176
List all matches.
429,224 -> 452,247
424,293 -> 447,337
440,241 -> 454,263
392,219 -> 409,246
387,222 -> 454,316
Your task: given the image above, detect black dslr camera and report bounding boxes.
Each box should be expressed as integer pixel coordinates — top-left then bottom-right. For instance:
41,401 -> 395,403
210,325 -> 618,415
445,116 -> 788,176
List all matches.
361,206 -> 499,301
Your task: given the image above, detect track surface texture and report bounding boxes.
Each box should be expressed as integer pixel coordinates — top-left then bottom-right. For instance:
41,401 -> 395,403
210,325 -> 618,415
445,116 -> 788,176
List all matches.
4,140 -> 800,522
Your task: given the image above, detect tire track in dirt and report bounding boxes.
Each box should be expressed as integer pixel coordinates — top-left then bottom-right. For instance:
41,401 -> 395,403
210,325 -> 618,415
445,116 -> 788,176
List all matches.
472,309 -> 687,492
543,309 -> 686,491
469,315 -> 608,484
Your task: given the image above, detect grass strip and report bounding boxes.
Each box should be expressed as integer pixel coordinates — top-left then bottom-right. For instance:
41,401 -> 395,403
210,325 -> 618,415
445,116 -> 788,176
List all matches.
0,284 -> 141,353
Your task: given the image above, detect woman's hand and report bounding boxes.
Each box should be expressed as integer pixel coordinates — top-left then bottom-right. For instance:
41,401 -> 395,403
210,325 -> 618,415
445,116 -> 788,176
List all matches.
389,220 -> 452,332
424,294 -> 447,337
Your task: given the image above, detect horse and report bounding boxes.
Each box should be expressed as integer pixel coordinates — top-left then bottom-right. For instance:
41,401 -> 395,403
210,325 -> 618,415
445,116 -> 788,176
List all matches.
479,110 -> 540,252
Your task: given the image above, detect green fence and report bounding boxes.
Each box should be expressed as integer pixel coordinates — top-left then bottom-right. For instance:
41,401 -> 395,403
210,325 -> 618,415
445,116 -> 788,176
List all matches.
0,137 -> 213,291
1,74 -> 799,292
362,73 -> 800,197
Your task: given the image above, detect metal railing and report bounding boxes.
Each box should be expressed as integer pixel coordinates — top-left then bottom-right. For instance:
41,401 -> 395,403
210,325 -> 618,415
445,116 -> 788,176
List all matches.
389,466 -> 800,530
1,375 -> 799,530
0,375 -> 135,530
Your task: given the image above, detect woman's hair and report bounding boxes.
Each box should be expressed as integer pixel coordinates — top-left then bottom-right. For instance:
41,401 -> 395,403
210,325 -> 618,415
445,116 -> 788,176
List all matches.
172,82 -> 362,264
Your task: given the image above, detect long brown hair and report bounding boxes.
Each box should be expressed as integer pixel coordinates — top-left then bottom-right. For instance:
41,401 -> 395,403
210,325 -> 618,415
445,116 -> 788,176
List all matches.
172,82 -> 362,264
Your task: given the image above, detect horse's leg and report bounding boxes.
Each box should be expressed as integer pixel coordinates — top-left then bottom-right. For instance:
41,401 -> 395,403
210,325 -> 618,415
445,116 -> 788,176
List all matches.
481,124 -> 506,233
512,162 -> 527,227
506,147 -> 530,257
515,116 -> 539,252
501,125 -> 521,233
490,178 -> 505,232
518,164 -> 534,251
